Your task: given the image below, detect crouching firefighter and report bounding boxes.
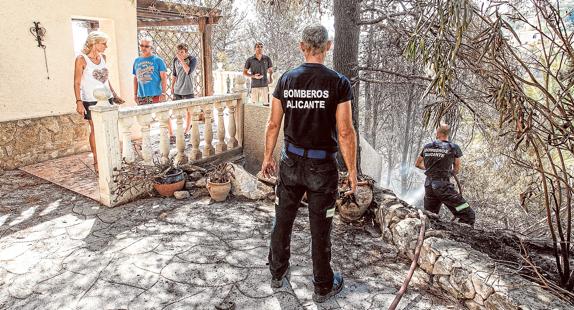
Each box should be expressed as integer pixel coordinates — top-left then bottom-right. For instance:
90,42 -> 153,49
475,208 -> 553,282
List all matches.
415,124 -> 475,226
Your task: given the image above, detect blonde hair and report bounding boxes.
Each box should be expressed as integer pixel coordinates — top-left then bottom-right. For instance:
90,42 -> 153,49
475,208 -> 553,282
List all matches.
437,124 -> 450,137
82,31 -> 109,54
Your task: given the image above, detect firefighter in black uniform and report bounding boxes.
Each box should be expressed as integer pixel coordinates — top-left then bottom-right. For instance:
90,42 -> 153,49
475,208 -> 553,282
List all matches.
261,25 -> 357,303
415,124 -> 475,225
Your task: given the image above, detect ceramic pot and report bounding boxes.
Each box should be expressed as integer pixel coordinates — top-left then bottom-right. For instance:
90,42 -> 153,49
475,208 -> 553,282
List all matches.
206,179 -> 232,202
153,169 -> 186,197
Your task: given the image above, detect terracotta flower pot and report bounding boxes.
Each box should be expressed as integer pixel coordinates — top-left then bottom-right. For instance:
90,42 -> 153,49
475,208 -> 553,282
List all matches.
206,179 -> 232,202
153,168 -> 186,197
154,179 -> 185,197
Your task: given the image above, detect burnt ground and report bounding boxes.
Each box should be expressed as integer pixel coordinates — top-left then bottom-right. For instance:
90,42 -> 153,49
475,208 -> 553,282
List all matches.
427,213 -> 574,303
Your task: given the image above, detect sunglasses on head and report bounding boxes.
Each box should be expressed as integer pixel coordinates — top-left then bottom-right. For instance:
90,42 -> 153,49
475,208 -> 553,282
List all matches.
256,44 -> 263,47
140,44 -> 151,48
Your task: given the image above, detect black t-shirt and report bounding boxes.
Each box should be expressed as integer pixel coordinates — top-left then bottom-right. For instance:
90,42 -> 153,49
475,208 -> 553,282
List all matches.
244,55 -> 273,88
420,140 -> 463,178
272,63 -> 353,152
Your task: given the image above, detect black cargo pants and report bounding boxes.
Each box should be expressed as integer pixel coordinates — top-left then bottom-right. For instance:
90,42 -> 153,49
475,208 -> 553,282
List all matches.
268,151 -> 339,293
424,178 -> 475,226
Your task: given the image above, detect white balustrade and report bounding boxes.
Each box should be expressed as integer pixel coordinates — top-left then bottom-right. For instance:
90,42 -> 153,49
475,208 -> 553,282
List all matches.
175,109 -> 186,164
92,77 -> 248,207
189,106 -> 203,161
157,111 -> 171,164
226,100 -> 238,149
136,114 -> 153,164
203,106 -> 215,156
214,101 -> 227,153
119,116 -> 135,163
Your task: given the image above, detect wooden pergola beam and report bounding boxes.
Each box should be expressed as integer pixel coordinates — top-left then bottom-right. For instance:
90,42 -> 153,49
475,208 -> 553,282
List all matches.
137,0 -> 221,18
137,18 -> 199,28
199,17 -> 214,96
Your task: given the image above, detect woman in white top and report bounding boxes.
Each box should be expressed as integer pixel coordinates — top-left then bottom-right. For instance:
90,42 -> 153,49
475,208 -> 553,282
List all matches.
73,31 -> 124,174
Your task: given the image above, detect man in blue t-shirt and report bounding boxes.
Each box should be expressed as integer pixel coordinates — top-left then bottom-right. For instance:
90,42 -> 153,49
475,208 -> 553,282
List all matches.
261,25 -> 357,303
133,37 -> 168,105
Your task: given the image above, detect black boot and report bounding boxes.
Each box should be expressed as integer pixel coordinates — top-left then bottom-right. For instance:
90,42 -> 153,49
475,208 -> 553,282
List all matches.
312,272 -> 344,303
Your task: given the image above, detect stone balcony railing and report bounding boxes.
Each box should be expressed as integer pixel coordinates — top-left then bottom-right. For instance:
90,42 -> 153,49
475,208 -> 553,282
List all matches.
213,64 -> 244,95
90,78 -> 247,207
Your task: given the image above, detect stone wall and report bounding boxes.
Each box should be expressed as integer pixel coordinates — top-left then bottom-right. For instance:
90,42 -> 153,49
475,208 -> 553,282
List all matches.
0,114 -> 90,170
374,189 -> 572,310
242,104 -> 283,174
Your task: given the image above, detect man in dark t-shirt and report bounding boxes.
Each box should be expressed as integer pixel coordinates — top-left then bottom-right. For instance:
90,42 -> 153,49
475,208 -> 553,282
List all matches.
243,42 -> 273,106
260,25 -> 357,303
415,124 -> 475,225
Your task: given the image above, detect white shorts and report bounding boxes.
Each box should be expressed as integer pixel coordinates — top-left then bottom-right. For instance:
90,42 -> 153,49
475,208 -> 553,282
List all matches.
250,87 -> 269,105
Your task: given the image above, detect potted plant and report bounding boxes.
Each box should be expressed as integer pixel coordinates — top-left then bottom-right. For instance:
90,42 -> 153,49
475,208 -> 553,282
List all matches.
152,164 -> 186,197
206,162 -> 234,201
112,153 -> 186,202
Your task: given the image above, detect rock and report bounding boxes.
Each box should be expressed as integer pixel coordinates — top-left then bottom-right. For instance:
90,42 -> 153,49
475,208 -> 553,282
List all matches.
355,184 -> 373,208
450,267 -> 475,299
339,200 -> 367,222
383,204 -> 410,228
484,292 -> 516,310
185,181 -> 194,190
419,237 -> 441,273
437,275 -> 460,298
40,117 -> 60,133
473,294 -> 485,306
390,217 -> 421,256
174,191 -> 190,199
194,177 -> 207,188
471,271 -> 495,300
230,163 -> 273,200
410,268 -> 431,288
432,255 -> 458,275
189,171 -> 204,180
464,300 -> 483,310
191,187 -> 209,199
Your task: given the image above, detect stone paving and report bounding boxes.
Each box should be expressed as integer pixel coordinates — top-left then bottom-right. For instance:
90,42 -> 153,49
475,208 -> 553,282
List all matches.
18,123 -> 219,204
0,170 -> 462,309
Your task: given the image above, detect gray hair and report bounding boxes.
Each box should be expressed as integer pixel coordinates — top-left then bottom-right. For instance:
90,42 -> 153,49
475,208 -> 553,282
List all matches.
139,36 -> 153,46
301,25 -> 330,55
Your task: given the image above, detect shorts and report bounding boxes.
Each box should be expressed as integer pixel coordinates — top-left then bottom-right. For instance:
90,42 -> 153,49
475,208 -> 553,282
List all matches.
83,99 -> 113,120
174,94 -> 194,100
250,87 -> 269,105
137,95 -> 162,105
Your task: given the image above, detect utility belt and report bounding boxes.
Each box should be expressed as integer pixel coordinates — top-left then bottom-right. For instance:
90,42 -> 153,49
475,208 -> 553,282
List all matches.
425,176 -> 451,186
285,142 -> 337,160
428,176 -> 451,181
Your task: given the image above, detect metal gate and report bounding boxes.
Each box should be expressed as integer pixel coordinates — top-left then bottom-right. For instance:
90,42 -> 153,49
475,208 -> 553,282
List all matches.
137,28 -> 204,98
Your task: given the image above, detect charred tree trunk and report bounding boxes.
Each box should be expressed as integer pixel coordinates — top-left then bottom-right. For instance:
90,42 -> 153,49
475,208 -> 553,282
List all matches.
333,0 -> 362,175
363,5 -> 376,146
400,83 -> 415,196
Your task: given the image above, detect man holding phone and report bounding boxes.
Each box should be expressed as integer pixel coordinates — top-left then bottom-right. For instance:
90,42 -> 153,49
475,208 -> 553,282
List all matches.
243,42 -> 273,106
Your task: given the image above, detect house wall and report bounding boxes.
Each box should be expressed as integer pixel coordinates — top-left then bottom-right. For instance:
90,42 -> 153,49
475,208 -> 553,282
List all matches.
242,104 -> 284,174
242,104 -> 383,184
0,0 -> 137,170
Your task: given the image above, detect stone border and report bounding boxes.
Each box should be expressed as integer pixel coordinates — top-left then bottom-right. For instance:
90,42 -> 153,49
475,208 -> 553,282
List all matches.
0,114 -> 89,170
374,189 -> 571,310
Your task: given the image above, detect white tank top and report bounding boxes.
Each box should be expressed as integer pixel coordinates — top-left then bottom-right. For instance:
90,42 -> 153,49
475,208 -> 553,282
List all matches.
80,54 -> 112,102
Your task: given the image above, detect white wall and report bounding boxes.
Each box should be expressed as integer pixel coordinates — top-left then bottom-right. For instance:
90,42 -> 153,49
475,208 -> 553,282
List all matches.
0,0 -> 137,122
